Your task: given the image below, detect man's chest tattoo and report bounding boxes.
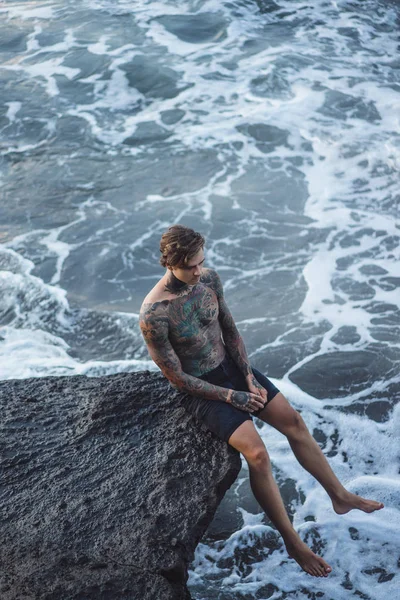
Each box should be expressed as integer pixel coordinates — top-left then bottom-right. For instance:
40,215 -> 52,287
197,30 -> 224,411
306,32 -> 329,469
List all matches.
167,285 -> 219,341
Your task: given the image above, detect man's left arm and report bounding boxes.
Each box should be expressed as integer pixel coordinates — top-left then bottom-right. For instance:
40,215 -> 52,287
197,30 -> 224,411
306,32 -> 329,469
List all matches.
205,269 -> 267,402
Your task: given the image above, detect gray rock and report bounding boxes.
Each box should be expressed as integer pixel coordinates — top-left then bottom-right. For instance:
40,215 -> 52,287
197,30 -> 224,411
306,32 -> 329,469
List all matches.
318,90 -> 381,122
289,348 -> 398,399
123,122 -> 172,147
236,123 -> 289,154
155,14 -> 228,44
0,371 -> 241,599
120,56 -> 192,100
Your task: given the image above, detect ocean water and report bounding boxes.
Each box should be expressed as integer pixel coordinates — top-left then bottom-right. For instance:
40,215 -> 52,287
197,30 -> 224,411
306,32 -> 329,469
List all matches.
1,0 -> 399,598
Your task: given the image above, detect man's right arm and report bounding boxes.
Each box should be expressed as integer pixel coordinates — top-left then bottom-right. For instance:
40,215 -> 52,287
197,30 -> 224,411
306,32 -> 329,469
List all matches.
139,303 -> 264,412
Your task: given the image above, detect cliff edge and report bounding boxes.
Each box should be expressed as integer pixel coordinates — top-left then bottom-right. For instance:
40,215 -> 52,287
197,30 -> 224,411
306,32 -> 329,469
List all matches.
0,370 -> 241,599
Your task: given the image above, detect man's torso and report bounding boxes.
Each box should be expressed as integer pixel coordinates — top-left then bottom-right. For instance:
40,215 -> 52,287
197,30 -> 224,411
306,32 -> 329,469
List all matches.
140,268 -> 226,376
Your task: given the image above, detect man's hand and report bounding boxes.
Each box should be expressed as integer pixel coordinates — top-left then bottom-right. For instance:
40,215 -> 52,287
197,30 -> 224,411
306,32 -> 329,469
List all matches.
246,373 -> 268,404
227,390 -> 265,413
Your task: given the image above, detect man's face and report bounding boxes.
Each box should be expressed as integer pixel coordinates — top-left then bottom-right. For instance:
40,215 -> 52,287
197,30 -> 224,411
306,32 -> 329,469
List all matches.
171,247 -> 205,285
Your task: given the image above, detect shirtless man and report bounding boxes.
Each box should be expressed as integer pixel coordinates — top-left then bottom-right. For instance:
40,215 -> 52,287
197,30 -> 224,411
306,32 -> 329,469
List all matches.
139,224 -> 384,578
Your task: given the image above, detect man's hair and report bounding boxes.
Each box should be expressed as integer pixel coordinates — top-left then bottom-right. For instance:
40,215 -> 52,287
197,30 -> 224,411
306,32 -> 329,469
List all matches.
159,225 -> 205,269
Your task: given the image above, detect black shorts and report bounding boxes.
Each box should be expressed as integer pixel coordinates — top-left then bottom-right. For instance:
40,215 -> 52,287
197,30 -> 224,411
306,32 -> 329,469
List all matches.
181,354 -> 280,442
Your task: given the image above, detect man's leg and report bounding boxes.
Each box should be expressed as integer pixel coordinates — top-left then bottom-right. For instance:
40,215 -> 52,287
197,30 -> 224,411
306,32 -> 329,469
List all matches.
257,393 -> 384,514
228,420 -> 332,577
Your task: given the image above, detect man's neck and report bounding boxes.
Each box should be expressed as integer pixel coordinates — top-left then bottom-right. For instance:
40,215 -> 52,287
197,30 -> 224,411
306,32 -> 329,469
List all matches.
164,271 -> 192,296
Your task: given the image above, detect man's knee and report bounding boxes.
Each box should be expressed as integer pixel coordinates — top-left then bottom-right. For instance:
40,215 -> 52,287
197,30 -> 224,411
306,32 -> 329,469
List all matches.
243,444 -> 271,471
283,410 -> 309,441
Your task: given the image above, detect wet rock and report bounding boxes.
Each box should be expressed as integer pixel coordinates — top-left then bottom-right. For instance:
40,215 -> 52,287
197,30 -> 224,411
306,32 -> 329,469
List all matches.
120,56 -> 192,100
155,13 -> 228,44
289,348 -> 398,399
0,371 -> 241,599
236,123 -> 290,154
123,122 -> 172,146
160,109 -> 186,126
318,90 -> 381,122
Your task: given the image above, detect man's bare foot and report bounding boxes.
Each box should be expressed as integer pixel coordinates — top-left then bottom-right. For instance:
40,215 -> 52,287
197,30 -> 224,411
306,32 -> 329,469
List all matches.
285,539 -> 332,577
332,491 -> 384,515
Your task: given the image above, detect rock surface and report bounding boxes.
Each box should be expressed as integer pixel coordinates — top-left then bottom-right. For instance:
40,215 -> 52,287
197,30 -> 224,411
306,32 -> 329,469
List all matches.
0,371 -> 241,600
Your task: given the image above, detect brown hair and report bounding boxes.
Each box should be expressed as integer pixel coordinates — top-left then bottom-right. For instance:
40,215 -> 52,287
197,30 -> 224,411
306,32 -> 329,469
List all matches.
159,225 -> 205,269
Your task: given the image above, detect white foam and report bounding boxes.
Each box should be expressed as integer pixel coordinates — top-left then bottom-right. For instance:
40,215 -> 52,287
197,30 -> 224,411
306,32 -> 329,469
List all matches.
25,58 -> 80,96
0,325 -> 154,379
26,24 -> 42,52
1,3 -> 55,21
87,36 -> 111,56
5,101 -> 22,122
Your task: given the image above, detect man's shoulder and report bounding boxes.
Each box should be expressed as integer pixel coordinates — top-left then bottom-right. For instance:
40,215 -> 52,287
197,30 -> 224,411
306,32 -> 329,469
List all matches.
201,267 -> 223,296
139,296 -> 170,343
140,296 -> 169,315
140,283 -> 170,322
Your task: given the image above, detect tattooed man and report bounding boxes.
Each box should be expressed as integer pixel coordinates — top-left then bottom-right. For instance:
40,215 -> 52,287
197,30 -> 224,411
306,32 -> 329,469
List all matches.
139,224 -> 383,578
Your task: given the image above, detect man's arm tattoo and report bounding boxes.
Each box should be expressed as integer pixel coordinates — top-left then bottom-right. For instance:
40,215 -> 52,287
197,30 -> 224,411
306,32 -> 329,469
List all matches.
228,390 -> 255,411
219,295 -> 253,377
202,269 -> 253,378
